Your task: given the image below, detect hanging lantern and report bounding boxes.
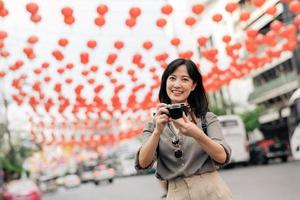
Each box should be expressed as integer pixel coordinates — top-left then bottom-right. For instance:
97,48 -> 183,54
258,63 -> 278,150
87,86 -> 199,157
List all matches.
96,4 -> 108,15
30,14 -> 41,23
87,40 -> 97,49
106,53 -> 117,65
197,36 -> 207,46
222,35 -> 231,43
225,2 -> 238,14
266,6 -> 277,15
61,7 -> 73,17
212,13 -> 222,23
64,16 -> 75,25
58,38 -> 69,47
95,15 -> 105,27
26,3 -> 39,14
270,20 -> 283,32
192,3 -> 205,15
170,37 -> 180,47
185,17 -> 197,27
129,7 -> 141,18
240,11 -> 250,21
80,52 -> 89,64
289,1 -> 300,13
252,0 -> 265,7
125,18 -> 136,28
27,35 -> 38,44
161,4 -> 173,15
114,40 -> 124,50
156,18 -> 167,28
143,41 -> 153,50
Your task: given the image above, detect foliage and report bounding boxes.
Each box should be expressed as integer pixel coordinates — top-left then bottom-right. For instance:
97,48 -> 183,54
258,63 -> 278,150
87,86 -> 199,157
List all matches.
239,107 -> 263,133
209,105 -> 227,116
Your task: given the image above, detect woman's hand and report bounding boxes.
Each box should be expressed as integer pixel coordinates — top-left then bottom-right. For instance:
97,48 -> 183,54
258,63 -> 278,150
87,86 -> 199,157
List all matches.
154,103 -> 170,134
171,112 -> 199,137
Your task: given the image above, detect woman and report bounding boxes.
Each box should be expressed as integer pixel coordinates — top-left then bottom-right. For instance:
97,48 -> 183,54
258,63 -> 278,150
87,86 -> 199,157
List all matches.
135,58 -> 233,199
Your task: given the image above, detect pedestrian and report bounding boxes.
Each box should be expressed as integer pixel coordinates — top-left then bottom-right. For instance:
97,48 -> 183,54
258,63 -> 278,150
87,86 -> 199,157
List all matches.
135,58 -> 233,199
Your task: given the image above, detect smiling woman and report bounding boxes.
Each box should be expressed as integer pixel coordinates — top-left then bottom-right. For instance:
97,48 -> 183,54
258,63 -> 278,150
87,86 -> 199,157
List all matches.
135,58 -> 233,200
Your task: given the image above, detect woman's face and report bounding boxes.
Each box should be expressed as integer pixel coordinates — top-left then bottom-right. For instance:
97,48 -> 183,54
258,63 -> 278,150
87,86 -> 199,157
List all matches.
166,64 -> 196,104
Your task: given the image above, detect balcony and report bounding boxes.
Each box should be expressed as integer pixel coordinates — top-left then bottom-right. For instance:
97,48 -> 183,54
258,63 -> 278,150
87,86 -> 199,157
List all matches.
248,72 -> 299,104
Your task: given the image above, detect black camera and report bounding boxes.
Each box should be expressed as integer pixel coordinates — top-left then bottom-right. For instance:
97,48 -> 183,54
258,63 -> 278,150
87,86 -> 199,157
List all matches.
165,103 -> 190,119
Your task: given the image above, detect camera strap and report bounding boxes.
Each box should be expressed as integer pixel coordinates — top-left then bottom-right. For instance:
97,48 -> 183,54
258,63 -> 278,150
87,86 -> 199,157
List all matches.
200,115 -> 208,135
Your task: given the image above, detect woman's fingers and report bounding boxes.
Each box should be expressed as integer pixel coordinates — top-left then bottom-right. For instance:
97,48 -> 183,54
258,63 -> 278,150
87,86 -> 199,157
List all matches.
182,112 -> 189,123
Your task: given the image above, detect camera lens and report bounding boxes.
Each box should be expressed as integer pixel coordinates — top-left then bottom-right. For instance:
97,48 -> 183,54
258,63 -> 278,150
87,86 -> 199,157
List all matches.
168,108 -> 183,119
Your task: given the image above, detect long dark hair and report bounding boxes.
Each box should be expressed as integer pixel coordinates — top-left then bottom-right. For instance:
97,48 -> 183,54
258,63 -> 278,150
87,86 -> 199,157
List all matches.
158,58 -> 209,117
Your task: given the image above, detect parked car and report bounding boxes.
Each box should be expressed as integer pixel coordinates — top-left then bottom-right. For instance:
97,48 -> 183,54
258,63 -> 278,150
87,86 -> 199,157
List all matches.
0,169 -> 4,200
249,138 -> 290,165
93,164 -> 115,185
78,160 -> 98,183
37,174 -> 57,193
63,174 -> 81,189
3,179 -> 41,200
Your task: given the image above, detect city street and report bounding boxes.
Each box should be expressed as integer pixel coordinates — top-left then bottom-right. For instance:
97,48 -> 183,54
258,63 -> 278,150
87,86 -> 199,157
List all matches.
44,160 -> 300,200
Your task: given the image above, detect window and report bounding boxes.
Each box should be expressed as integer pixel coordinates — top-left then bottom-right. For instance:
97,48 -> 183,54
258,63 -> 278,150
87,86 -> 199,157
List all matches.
220,120 -> 238,127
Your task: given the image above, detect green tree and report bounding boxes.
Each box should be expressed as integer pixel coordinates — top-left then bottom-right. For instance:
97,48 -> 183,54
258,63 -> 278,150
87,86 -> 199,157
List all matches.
209,105 -> 227,116
239,107 -> 262,133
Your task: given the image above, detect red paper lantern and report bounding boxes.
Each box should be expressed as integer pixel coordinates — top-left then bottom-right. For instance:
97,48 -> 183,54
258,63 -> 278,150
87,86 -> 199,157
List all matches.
0,31 -> 7,39
240,11 -> 250,21
222,35 -> 231,43
96,4 -> 108,15
64,16 -> 75,25
294,14 -> 300,26
266,6 -> 277,15
27,36 -> 38,44
192,4 -> 205,15
114,40 -> 124,50
246,29 -> 258,38
0,8 -> 8,17
58,38 -> 69,47
212,14 -> 222,23
106,53 -> 117,65
95,16 -> 105,27
185,17 -> 197,27
87,40 -> 97,49
289,1 -> 300,13
270,20 -> 283,32
170,37 -> 180,47
129,7 -> 141,18
80,52 -> 89,64
252,0 -> 265,7
156,18 -> 167,28
61,7 -> 73,17
143,41 -> 153,50
26,3 -> 39,14
52,50 -> 64,61
125,18 -> 136,28
31,14 -> 41,23
161,4 -> 173,15
225,2 -> 238,13
197,37 -> 207,46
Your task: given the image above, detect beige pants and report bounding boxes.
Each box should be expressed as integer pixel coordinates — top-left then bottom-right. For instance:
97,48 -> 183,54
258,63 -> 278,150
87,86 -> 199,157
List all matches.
167,171 -> 233,200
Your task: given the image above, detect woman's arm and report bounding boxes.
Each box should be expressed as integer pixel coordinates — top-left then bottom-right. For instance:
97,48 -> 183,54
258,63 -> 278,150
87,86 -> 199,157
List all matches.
138,129 -> 161,168
192,128 -> 227,164
138,103 -> 170,168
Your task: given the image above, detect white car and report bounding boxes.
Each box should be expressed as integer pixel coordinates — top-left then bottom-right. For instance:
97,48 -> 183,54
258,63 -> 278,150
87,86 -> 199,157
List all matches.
93,165 -> 115,185
64,174 -> 81,188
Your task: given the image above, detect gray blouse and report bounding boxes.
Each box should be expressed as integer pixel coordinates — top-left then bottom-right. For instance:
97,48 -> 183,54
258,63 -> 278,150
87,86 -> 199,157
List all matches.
135,112 -> 232,181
